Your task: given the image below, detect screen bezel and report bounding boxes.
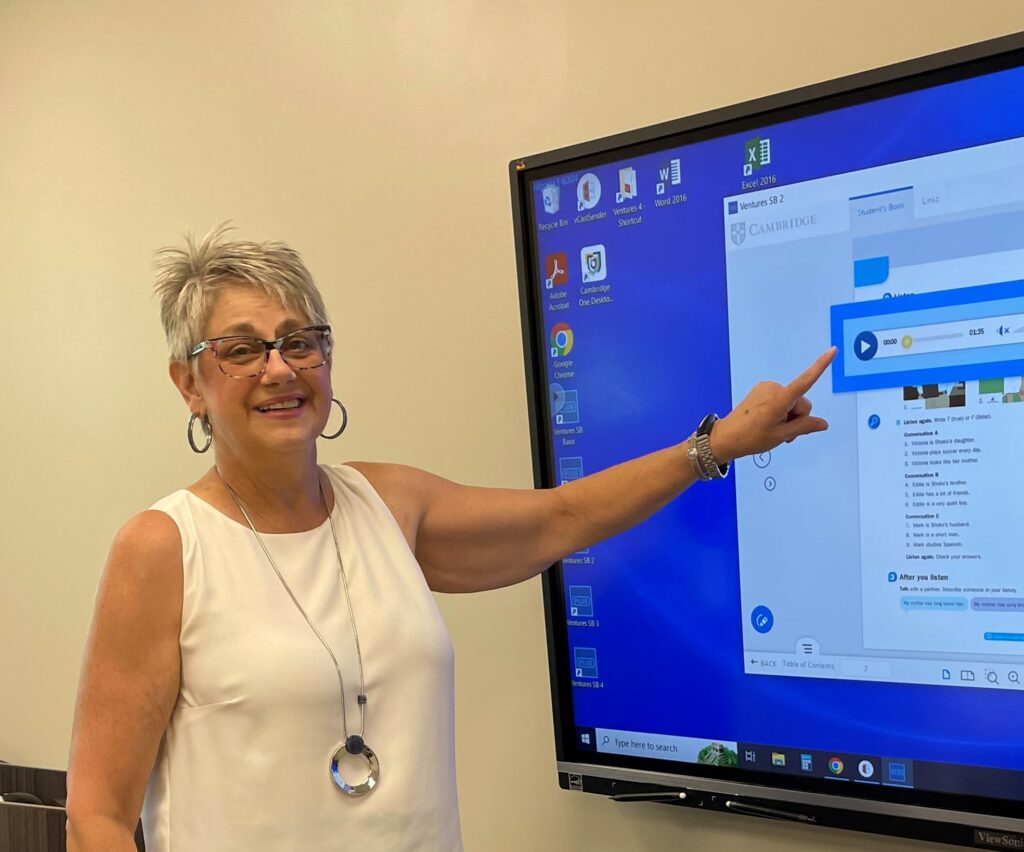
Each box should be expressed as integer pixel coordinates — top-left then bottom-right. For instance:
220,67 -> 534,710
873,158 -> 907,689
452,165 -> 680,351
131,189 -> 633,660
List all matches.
509,30 -> 1024,842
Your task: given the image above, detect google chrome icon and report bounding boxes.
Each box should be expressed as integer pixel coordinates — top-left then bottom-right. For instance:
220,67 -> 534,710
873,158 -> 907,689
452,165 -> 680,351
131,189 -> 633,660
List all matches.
828,757 -> 844,775
550,323 -> 574,357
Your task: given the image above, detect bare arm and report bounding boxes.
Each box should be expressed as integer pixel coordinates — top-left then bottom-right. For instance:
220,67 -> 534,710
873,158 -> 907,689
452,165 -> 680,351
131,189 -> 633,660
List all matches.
66,511 -> 183,852
361,348 -> 835,593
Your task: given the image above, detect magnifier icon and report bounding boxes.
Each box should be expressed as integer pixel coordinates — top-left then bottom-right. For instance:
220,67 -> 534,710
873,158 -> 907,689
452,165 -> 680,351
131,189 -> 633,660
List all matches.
1010,671 -> 1020,684
986,671 -> 999,684
601,736 -> 610,745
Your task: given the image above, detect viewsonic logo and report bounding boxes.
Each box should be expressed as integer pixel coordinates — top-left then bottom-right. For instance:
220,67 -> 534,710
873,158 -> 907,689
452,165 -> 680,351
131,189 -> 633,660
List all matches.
975,829 -> 1024,849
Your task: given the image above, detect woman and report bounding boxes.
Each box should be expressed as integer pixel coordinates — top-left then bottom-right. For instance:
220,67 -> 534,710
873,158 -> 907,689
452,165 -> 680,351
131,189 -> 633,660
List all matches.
66,226 -> 835,851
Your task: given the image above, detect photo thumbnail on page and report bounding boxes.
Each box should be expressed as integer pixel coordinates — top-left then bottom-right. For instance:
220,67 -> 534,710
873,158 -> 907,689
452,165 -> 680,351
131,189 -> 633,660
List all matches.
725,137 -> 1024,691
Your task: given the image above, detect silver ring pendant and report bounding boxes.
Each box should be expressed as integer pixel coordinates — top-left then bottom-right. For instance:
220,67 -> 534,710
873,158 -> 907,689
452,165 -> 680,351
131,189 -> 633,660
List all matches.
330,741 -> 379,796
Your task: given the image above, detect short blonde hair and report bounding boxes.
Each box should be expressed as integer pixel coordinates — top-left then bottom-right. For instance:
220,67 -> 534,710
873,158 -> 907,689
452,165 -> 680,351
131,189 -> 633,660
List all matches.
154,223 -> 329,362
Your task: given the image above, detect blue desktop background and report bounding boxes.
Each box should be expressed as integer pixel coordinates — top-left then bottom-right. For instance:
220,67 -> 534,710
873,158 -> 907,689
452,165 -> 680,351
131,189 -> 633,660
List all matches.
528,63 -> 1024,782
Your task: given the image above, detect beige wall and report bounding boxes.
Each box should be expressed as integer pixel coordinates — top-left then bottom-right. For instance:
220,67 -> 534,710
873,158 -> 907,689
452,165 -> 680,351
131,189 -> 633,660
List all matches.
2,2 -> 1022,849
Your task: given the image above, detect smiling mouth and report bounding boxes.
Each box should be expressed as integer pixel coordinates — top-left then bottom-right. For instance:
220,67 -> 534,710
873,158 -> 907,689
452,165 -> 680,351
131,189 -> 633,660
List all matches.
256,399 -> 305,413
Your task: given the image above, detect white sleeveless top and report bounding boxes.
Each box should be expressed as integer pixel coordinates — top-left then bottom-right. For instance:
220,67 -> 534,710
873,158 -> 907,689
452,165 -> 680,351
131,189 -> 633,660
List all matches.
141,464 -> 462,851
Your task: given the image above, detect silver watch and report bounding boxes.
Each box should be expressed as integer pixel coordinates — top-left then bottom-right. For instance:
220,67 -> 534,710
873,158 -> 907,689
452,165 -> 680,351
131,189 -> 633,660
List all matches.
688,413 -> 730,480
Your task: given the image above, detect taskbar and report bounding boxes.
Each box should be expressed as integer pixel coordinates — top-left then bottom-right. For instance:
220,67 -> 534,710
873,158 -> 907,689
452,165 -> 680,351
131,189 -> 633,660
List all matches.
738,741 -> 1024,803
737,742 -> 913,788
574,726 -> 1024,802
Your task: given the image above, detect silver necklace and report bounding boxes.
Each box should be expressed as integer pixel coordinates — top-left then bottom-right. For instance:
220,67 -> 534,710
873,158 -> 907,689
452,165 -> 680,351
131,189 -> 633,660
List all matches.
216,468 -> 379,797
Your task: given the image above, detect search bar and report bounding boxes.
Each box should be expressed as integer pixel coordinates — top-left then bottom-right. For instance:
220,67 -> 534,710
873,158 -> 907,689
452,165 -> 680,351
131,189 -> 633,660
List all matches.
595,728 -> 738,762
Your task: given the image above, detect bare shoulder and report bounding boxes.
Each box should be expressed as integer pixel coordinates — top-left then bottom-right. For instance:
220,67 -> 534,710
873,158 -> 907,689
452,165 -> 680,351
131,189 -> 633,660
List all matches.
97,510 -> 184,618
343,461 -> 441,549
108,510 -> 182,578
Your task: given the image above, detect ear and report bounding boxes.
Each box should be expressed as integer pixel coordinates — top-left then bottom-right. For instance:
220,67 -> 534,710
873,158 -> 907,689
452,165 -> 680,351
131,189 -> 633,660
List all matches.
169,360 -> 203,414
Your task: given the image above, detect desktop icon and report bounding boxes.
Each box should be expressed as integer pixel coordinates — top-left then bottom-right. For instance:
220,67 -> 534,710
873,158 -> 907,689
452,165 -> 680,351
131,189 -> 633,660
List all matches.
656,158 -> 682,195
800,754 -> 813,772
743,136 -> 772,176
771,752 -> 786,767
559,456 -> 584,485
617,166 -> 637,202
828,757 -> 844,775
580,244 -> 607,283
550,322 -> 574,357
573,646 -> 598,678
577,173 -> 602,211
555,389 -> 579,425
541,183 -> 560,215
569,585 -> 594,618
544,252 -> 569,288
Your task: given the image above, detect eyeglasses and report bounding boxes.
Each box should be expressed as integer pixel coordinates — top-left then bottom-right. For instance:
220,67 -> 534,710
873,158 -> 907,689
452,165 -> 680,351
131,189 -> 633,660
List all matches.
189,325 -> 332,378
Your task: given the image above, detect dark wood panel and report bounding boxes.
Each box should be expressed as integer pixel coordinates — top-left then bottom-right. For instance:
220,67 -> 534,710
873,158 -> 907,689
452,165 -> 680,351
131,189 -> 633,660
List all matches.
0,765 -> 67,807
0,764 -> 144,850
0,803 -> 67,852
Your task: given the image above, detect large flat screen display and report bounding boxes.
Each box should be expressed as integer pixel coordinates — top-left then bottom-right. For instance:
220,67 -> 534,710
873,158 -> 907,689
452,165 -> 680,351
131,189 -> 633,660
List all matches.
510,32 -> 1024,849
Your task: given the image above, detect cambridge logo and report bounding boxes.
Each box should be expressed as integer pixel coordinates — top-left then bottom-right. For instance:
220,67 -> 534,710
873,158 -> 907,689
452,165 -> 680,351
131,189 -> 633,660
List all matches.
731,221 -> 747,246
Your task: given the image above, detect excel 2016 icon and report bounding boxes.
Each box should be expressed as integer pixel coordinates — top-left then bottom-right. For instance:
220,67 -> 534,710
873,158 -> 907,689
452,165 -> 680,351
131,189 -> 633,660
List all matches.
744,137 -> 771,176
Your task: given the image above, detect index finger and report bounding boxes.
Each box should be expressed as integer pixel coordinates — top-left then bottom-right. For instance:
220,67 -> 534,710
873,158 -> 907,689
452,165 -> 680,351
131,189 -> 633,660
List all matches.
785,347 -> 837,399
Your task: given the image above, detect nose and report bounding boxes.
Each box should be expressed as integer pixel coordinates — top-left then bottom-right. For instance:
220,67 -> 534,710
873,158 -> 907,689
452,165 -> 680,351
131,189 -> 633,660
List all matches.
262,348 -> 297,382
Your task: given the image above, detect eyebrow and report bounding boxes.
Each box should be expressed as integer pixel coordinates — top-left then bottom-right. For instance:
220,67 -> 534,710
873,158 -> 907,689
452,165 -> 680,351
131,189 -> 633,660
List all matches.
216,319 -> 307,337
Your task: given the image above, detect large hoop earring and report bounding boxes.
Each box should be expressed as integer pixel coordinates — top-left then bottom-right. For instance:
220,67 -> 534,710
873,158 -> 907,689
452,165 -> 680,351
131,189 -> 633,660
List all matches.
321,399 -> 348,439
188,413 -> 213,453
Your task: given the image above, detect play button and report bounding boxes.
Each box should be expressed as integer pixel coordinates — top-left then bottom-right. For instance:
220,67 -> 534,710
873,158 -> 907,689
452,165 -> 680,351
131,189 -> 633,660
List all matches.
854,330 -> 878,361
550,383 -> 566,416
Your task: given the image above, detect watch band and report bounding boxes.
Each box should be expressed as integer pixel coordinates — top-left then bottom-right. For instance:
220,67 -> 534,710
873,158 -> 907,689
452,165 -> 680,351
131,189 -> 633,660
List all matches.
694,431 -> 726,479
686,435 -> 710,481
689,413 -> 731,480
